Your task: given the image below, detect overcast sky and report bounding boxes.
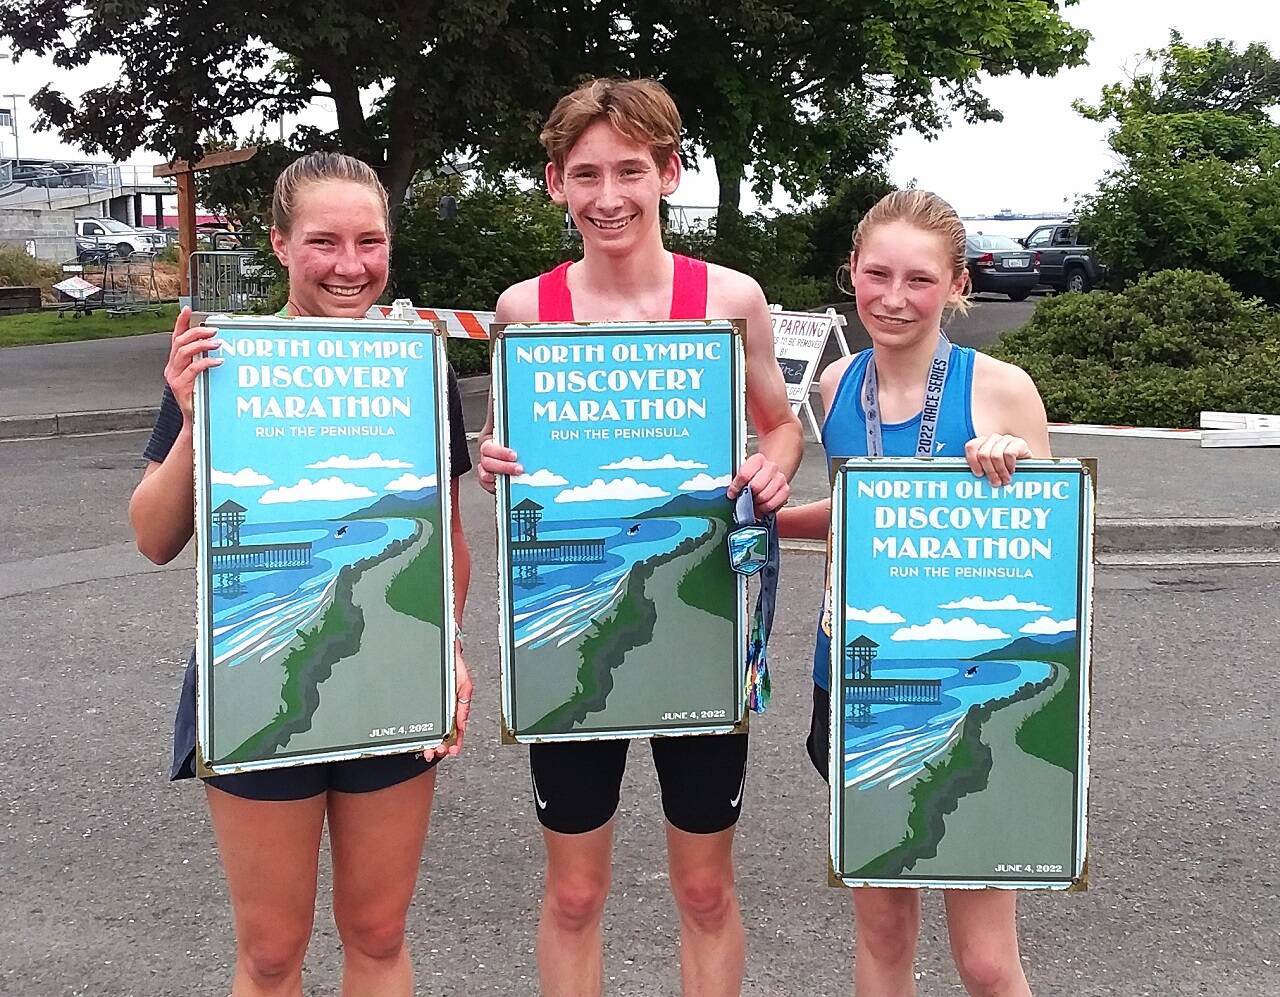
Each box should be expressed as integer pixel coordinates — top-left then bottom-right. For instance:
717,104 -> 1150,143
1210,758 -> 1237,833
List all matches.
2,0 -> 1276,216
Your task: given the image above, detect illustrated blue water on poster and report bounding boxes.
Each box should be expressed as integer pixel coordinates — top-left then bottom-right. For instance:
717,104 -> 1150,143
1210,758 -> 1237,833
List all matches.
194,316 -> 454,773
494,322 -> 746,741
830,459 -> 1093,889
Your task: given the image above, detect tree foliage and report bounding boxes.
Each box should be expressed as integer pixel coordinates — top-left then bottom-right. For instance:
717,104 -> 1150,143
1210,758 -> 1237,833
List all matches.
1074,33 -> 1280,302
626,0 -> 1088,221
3,1 -> 1088,225
390,177 -> 569,310
1,1 -> 615,211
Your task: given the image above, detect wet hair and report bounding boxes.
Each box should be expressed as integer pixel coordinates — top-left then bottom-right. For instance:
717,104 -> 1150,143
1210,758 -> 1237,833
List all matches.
540,78 -> 682,171
270,152 -> 390,235
850,190 -> 972,317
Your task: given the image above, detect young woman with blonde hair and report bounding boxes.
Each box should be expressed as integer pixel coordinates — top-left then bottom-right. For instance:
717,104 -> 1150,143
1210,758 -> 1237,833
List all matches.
779,189 -> 1050,997
130,151 -> 474,997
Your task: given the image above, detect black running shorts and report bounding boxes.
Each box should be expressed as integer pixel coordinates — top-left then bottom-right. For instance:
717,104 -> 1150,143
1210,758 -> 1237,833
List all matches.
205,752 -> 439,801
528,732 -> 750,835
806,683 -> 830,782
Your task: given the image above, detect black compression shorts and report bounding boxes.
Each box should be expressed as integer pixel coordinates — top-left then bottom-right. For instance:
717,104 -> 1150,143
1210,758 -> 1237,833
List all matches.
528,732 -> 749,835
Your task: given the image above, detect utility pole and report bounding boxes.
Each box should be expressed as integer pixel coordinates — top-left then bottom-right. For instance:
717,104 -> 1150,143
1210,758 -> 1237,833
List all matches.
1,94 -> 24,165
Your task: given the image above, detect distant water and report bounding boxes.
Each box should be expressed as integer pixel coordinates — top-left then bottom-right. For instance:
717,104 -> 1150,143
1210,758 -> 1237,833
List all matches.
963,218 -> 1063,241
211,518 -> 417,671
512,517 -> 710,650
842,657 -> 1056,790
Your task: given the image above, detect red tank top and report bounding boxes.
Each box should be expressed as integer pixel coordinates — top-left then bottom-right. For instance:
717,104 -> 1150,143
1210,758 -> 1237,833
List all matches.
536,254 -> 709,321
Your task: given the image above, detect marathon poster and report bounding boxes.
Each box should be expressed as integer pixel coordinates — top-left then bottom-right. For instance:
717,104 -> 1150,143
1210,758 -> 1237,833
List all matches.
492,320 -> 747,743
193,315 -> 456,775
828,458 -> 1094,889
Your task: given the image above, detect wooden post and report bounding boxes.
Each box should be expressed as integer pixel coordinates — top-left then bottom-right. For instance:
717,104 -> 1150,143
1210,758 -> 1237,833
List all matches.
176,172 -> 196,295
153,146 -> 258,301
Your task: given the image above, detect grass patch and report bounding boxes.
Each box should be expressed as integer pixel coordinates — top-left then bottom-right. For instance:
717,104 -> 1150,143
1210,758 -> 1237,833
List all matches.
1014,657 -> 1079,773
676,520 -> 735,622
384,514 -> 445,626
0,303 -> 179,348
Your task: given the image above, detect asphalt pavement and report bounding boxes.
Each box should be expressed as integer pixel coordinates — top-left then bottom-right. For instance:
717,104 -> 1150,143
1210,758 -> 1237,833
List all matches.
1,429 -> 1277,996
2,312 -> 1278,995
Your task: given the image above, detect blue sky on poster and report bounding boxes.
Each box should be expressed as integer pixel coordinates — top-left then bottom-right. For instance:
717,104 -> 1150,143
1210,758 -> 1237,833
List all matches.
840,468 -> 1083,659
205,329 -> 442,522
502,331 -> 735,521
2,1 -> 1275,215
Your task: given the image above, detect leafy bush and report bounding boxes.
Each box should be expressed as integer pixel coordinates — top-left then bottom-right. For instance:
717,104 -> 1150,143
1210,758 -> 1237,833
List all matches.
992,269 -> 1280,427
0,248 -> 62,300
390,177 -> 570,311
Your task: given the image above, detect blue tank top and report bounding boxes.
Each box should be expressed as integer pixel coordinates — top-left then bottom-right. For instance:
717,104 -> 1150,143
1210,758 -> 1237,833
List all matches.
811,345 -> 978,689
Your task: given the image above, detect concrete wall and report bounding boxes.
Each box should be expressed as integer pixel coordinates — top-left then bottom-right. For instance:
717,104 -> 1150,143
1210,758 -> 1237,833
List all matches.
0,207 -> 79,262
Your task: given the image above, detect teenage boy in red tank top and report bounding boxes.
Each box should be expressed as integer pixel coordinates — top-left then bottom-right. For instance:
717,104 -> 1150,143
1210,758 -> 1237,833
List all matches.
478,79 -> 803,996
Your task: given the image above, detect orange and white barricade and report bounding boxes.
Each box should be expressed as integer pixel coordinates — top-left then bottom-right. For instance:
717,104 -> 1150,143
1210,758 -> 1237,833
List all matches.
368,300 -> 494,339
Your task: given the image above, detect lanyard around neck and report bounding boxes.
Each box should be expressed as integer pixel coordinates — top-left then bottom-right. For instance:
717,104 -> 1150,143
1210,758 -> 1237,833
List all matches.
861,334 -> 953,458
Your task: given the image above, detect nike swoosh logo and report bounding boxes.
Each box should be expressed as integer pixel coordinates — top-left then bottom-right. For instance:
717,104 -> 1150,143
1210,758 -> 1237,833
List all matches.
729,769 -> 747,809
935,441 -> 946,453
532,771 -> 548,810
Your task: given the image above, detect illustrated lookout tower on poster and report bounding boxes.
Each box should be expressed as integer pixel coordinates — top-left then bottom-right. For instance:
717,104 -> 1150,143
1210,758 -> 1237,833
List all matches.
844,634 -> 943,727
508,498 -> 607,587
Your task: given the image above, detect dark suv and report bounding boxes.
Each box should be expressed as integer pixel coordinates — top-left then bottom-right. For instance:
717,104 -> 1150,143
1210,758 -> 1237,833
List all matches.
1023,223 -> 1106,293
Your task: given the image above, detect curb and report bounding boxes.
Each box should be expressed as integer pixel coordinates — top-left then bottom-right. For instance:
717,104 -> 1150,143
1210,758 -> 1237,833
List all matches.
0,375 -> 494,442
0,406 -> 159,441
1095,518 -> 1280,554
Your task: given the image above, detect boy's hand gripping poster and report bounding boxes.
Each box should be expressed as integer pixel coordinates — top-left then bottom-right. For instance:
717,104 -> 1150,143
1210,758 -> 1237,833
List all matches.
829,459 -> 1095,889
493,321 -> 747,743
193,315 -> 457,775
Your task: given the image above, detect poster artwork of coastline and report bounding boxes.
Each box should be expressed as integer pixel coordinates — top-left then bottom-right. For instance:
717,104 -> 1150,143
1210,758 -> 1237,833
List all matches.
194,316 -> 456,774
494,321 -> 747,743
829,459 -> 1094,889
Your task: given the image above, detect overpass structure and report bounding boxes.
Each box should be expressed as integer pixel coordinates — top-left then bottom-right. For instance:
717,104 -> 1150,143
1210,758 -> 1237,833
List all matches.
0,158 -> 175,261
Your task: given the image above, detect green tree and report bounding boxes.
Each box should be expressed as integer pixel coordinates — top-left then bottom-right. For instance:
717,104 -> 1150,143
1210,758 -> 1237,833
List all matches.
1,1 -> 616,211
1074,33 -> 1280,301
6,1 -> 1087,229
626,0 -> 1089,224
390,177 -> 569,309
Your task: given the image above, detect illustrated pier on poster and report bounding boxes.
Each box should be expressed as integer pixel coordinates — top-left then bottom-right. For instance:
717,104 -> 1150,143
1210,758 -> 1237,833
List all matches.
493,320 -> 748,743
828,458 -> 1094,889
193,315 -> 457,775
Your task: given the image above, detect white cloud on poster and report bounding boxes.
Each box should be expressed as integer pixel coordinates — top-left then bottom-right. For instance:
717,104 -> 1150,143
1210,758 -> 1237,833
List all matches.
554,477 -> 670,504
514,468 -> 569,486
890,617 -> 1011,642
600,453 -> 707,470
211,467 -> 273,487
845,604 -> 907,625
385,473 -> 437,492
1019,616 -> 1077,635
260,477 -> 376,504
306,452 -> 412,470
678,472 -> 732,491
938,594 -> 1051,612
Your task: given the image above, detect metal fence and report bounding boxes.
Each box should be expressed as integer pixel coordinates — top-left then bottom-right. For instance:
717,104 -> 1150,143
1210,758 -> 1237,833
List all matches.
189,251 -> 272,314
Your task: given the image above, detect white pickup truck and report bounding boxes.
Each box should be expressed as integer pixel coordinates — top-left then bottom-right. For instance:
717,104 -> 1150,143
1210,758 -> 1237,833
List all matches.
74,217 -> 166,258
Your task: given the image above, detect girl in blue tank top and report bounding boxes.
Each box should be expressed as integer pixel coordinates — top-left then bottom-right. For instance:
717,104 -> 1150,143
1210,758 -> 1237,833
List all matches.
777,190 -> 1052,997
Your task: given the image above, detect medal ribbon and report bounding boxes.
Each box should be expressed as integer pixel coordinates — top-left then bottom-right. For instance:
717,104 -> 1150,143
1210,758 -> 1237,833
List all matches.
862,334 -> 953,458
